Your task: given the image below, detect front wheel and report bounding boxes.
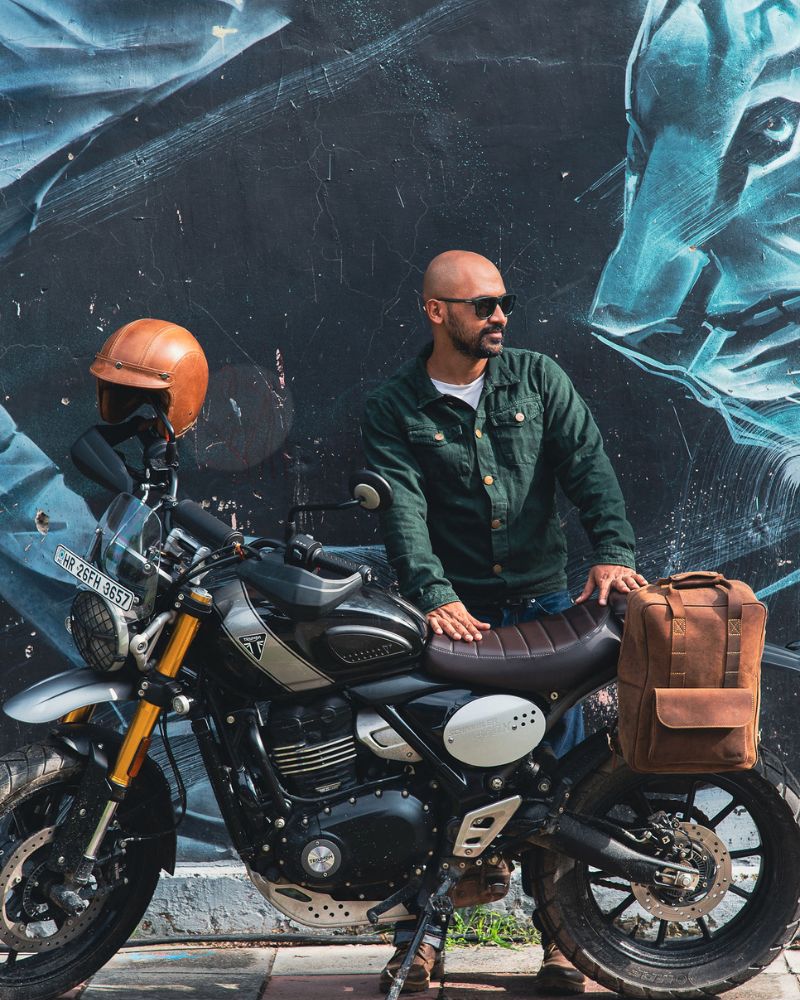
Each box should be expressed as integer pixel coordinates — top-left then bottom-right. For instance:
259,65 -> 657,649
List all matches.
0,744 -> 162,1000
531,747 -> 800,998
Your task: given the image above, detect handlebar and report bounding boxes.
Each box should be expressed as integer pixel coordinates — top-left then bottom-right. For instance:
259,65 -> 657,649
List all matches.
172,500 -> 244,550
309,547 -> 369,579
285,533 -> 372,582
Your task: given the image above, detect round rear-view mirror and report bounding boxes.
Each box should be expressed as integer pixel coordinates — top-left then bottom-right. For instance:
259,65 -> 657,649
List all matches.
349,470 -> 393,512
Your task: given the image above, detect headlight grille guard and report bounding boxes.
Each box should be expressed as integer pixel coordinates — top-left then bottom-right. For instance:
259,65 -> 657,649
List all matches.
70,590 -> 130,673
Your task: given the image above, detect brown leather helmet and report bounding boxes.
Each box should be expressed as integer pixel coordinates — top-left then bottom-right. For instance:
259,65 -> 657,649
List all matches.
90,319 -> 208,437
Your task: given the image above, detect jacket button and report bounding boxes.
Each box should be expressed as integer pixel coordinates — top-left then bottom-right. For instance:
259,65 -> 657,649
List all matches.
515,412 -> 525,422
434,432 -> 444,441
491,518 -> 502,529
483,475 -> 494,486
493,564 -> 503,574
475,428 -> 483,438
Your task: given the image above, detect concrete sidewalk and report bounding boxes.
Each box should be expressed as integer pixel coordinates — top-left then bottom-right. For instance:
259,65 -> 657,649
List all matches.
70,942 -> 800,998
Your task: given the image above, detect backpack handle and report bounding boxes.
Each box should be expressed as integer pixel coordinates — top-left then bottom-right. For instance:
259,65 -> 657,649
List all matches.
658,571 -> 725,589
661,576 -> 742,688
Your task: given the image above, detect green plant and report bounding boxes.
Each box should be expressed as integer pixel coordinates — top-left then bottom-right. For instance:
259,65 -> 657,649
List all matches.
446,905 -> 540,949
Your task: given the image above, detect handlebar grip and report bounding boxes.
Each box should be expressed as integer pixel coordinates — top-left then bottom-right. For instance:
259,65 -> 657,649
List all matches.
173,500 -> 244,549
309,547 -> 368,580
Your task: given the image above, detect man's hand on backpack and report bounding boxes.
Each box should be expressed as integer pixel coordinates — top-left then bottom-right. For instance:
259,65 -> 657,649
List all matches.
427,602 -> 492,642
575,564 -> 648,607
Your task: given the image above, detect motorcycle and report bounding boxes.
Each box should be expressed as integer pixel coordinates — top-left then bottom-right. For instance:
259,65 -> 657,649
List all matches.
1,416 -> 799,1000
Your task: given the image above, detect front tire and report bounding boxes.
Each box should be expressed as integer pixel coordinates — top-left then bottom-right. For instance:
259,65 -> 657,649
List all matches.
0,743 -> 162,1000
531,747 -> 800,998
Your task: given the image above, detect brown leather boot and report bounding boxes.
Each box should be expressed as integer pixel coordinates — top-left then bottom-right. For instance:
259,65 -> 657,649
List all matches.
533,942 -> 586,995
379,942 -> 445,994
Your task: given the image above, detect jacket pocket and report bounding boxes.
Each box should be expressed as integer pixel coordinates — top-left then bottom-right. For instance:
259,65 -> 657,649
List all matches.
405,420 -> 470,478
487,395 -> 543,466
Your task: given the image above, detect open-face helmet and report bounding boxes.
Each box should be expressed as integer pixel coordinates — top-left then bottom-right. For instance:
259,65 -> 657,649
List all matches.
90,318 -> 208,437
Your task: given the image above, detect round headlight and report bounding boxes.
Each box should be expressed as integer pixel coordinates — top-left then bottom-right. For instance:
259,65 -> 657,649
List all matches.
70,590 -> 129,673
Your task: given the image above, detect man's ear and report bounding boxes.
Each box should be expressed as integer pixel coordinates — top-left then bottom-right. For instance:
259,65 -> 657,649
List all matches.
425,298 -> 446,326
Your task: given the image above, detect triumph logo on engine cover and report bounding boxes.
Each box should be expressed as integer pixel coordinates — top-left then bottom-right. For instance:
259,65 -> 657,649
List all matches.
238,632 -> 266,659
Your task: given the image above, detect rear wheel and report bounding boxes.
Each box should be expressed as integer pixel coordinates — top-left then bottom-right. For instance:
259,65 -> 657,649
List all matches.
0,744 -> 162,1000
532,747 -> 800,998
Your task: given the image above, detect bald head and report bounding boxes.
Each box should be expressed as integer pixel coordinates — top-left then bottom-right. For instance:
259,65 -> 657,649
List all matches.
422,251 -> 504,301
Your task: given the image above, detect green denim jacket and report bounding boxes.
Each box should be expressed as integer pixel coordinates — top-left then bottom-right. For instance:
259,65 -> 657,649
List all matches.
361,344 -> 636,613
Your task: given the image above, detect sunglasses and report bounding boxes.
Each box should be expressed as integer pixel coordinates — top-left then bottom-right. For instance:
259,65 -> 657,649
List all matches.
432,294 -> 517,320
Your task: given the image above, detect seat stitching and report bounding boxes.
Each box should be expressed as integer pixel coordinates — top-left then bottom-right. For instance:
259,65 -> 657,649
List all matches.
511,623 -> 531,655
528,622 -> 553,654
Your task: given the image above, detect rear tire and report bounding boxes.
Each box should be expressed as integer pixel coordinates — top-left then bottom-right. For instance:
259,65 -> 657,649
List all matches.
531,747 -> 800,998
0,743 -> 162,1000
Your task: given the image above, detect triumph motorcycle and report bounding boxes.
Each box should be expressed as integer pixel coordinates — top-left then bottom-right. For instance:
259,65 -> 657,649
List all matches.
1,420 -> 800,1000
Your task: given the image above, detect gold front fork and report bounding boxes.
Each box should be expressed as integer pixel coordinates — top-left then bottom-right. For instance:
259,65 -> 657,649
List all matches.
61,705 -> 95,725
108,589 -> 211,790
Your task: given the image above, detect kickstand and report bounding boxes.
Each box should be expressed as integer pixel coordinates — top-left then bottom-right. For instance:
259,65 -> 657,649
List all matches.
385,872 -> 457,1000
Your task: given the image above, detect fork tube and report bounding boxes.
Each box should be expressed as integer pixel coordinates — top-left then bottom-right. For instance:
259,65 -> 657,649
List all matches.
108,589 -> 211,790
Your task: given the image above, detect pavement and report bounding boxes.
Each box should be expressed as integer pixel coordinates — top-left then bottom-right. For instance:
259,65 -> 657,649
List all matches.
65,942 -> 800,998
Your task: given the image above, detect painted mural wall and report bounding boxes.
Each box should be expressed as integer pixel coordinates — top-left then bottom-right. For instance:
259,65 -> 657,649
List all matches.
1,0 -> 799,856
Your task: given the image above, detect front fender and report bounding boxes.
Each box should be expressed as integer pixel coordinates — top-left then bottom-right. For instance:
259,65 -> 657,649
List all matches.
50,722 -> 177,875
4,668 -> 134,724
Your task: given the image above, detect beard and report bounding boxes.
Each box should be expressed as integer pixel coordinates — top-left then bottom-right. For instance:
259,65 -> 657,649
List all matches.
446,314 -> 505,359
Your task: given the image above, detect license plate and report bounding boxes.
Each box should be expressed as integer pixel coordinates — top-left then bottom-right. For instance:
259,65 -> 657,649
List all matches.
53,545 -> 135,612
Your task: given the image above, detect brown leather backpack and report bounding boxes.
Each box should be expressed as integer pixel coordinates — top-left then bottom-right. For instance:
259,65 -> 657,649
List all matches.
616,571 -> 766,773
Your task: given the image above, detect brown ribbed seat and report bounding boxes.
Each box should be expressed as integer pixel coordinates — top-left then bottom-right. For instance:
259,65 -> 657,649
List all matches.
423,600 -> 622,695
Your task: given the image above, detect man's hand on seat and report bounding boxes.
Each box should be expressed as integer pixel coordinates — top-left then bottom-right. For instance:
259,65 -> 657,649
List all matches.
427,602 -> 492,642
575,564 -> 648,607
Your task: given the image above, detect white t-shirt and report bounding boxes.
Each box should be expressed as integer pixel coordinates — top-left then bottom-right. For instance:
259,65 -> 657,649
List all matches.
430,373 -> 485,410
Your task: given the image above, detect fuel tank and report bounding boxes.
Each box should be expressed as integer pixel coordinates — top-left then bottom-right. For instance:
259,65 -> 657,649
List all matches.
202,576 -> 427,698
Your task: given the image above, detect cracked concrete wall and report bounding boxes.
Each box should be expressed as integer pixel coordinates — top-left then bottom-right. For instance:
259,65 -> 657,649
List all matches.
0,0 -> 799,867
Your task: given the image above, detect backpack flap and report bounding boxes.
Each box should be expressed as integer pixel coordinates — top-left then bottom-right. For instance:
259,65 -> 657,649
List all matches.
649,687 -> 757,771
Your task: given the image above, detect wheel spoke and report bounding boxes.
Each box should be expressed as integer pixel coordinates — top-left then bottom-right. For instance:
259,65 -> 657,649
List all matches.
683,781 -> 697,822
708,798 -> 740,829
654,920 -> 668,947
728,882 -> 752,900
606,893 -> 636,922
9,808 -> 29,839
629,789 -> 652,819
729,846 -> 762,860
590,877 -> 632,893
696,917 -> 712,941
4,950 -> 16,968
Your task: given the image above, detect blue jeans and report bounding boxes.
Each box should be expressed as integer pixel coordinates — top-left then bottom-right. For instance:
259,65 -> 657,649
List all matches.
395,590 -> 583,948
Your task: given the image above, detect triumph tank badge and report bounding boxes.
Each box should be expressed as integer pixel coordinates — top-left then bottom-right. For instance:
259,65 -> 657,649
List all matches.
238,631 -> 267,660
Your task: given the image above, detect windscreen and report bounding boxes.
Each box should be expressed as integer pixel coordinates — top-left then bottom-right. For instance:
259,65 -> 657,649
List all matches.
97,494 -> 162,619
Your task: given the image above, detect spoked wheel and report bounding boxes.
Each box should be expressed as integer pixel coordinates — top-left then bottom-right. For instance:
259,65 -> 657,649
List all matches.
532,747 -> 800,998
0,744 -> 162,1000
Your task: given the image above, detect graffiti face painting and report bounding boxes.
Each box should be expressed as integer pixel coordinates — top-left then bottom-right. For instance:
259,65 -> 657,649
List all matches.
591,0 -> 800,448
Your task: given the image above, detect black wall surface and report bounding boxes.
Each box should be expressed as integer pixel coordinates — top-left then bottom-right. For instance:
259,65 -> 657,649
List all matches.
1,0 -> 799,855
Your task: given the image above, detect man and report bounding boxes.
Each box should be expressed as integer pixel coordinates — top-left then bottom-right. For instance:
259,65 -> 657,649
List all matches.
362,250 -> 645,995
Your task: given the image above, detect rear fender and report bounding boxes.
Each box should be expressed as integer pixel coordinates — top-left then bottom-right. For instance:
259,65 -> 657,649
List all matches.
50,723 -> 177,875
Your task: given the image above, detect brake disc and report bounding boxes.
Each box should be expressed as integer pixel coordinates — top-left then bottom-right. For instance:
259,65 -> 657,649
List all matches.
0,826 -> 105,952
631,822 -> 733,920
